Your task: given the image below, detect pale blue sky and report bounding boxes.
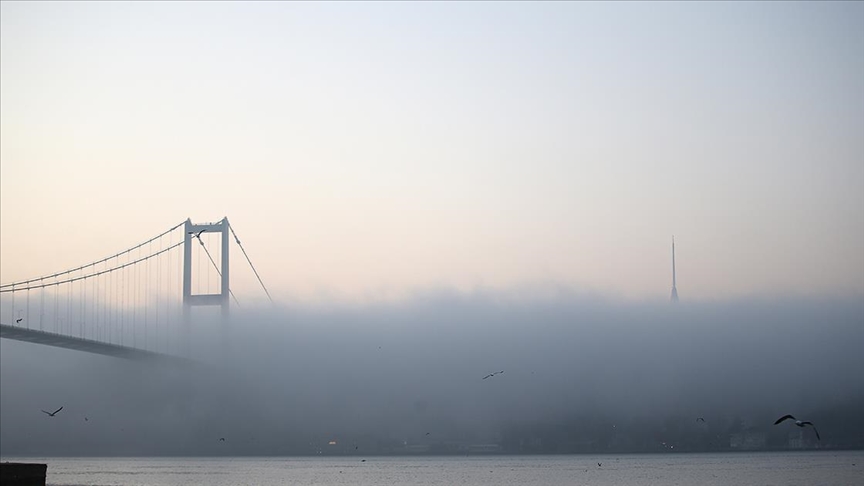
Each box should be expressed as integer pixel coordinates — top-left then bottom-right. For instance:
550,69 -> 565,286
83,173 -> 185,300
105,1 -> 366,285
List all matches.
1,1 -> 862,301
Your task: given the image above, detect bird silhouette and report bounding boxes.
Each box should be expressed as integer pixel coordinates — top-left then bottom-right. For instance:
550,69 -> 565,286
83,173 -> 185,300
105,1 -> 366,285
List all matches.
482,370 -> 504,380
189,230 -> 206,239
696,417 -> 706,423
41,407 -> 63,417
598,462 -> 602,467
774,415 -> 820,440
16,318 -> 22,323
219,437 -> 226,442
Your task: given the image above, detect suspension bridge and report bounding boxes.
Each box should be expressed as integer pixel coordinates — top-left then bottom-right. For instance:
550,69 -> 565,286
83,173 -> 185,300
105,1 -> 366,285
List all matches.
0,217 -> 271,363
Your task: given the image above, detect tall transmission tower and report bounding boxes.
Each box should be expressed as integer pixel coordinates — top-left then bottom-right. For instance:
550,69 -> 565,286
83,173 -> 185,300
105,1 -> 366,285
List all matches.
670,236 -> 679,303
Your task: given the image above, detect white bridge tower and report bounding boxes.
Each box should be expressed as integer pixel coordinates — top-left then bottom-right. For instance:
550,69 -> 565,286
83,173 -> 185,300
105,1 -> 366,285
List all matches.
183,217 -> 230,322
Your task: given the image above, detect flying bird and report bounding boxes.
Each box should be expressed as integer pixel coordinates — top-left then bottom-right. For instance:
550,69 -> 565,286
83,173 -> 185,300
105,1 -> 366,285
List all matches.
774,415 -> 820,440
41,407 -> 63,417
482,370 -> 504,380
219,437 -> 226,442
189,229 -> 206,238
16,318 -> 22,323
696,417 -> 706,423
425,432 -> 431,436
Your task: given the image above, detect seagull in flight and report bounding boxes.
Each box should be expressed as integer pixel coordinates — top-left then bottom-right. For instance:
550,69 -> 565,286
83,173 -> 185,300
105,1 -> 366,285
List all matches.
774,415 -> 820,440
482,370 -> 504,380
41,407 -> 63,417
16,318 -> 22,323
696,417 -> 706,423
189,229 -> 206,239
219,437 -> 226,442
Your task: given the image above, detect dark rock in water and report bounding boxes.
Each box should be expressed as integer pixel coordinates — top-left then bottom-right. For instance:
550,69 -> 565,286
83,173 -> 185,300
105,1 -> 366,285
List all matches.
0,462 -> 47,486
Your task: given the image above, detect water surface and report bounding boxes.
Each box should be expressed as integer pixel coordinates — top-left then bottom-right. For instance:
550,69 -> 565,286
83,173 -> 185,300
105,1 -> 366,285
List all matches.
4,451 -> 862,486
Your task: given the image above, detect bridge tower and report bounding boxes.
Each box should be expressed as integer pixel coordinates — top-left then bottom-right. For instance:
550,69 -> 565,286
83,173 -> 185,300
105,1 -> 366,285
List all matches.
183,218 -> 230,338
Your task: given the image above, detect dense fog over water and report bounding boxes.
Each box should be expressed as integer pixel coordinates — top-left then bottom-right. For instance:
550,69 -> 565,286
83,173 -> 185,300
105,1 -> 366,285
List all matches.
1,292 -> 863,456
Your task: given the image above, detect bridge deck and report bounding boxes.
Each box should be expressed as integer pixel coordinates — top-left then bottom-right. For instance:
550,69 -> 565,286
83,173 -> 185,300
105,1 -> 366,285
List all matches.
0,323 -> 192,365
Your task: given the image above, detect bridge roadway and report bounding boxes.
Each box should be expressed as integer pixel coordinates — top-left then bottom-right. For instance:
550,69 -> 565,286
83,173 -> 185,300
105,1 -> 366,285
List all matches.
0,323 -> 192,365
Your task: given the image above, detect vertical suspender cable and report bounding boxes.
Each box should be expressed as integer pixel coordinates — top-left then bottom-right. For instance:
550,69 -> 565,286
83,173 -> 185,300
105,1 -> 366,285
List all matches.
134,246 -> 139,348
39,279 -> 44,331
78,270 -> 87,338
95,267 -> 100,340
80,271 -> 83,338
167,229 -> 172,353
120,256 -> 125,345
54,281 -> 59,334
108,258 -> 113,343
158,238 -> 162,353
145,240 -> 150,350
65,276 -> 70,335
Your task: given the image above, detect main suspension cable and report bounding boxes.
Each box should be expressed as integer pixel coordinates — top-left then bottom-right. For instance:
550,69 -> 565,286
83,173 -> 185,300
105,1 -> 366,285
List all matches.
228,223 -> 273,303
0,220 -> 186,289
0,241 -> 185,293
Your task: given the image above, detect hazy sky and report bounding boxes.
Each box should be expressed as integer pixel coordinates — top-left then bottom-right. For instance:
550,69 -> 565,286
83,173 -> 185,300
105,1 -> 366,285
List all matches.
1,1 -> 862,302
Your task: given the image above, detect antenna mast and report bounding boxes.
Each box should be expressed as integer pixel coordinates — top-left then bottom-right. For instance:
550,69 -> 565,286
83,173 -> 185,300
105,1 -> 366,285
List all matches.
670,236 -> 679,303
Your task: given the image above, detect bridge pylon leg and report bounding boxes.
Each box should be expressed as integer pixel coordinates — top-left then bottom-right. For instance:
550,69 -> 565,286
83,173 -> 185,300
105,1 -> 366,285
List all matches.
181,217 -> 231,358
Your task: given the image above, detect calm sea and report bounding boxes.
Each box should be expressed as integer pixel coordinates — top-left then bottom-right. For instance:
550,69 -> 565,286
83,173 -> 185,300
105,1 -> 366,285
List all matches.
3,451 -> 862,486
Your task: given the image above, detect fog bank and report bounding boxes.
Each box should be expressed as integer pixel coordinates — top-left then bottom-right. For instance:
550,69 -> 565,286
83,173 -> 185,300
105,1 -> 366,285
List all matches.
2,292 -> 862,455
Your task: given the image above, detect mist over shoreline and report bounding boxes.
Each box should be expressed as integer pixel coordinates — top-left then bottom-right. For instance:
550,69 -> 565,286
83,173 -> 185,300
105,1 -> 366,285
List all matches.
2,292 -> 862,456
